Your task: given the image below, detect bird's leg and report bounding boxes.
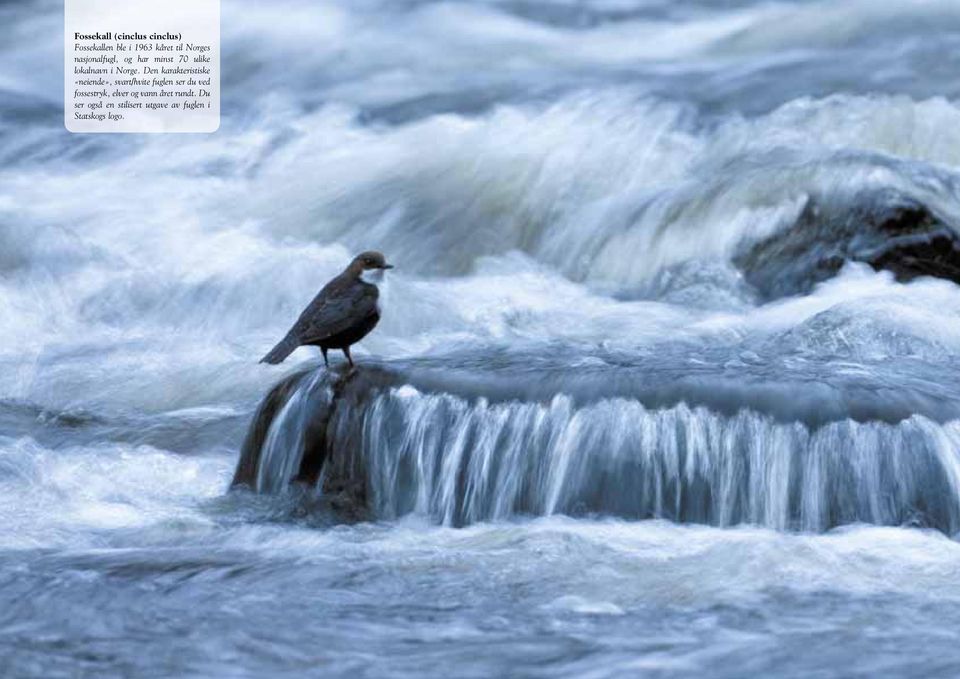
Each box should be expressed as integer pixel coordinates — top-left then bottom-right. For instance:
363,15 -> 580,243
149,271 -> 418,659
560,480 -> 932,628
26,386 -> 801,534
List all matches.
321,347 -> 329,368
343,346 -> 354,368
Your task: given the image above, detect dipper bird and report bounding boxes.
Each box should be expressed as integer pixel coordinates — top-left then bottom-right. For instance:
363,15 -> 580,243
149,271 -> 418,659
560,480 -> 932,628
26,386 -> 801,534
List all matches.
260,251 -> 393,367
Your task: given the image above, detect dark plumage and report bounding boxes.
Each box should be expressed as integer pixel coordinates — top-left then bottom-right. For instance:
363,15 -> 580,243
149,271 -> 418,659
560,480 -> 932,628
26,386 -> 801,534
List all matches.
260,251 -> 393,367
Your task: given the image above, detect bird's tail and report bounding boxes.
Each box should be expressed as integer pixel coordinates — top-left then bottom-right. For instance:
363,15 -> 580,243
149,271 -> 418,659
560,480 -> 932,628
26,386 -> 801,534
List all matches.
259,334 -> 299,364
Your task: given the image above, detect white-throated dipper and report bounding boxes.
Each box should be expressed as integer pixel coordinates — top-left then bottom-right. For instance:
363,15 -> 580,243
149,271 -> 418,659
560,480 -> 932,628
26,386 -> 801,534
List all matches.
260,251 -> 393,367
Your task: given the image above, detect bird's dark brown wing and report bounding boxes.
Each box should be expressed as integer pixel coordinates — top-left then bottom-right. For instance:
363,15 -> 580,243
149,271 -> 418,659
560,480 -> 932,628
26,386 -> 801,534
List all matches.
291,279 -> 379,345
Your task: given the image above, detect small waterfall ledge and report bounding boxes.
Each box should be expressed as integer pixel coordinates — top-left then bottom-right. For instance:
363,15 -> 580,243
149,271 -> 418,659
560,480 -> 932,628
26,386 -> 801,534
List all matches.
232,364 -> 960,533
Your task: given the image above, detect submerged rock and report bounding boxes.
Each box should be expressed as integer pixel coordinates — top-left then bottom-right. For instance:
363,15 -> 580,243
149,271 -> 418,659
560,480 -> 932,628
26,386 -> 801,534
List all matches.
734,189 -> 960,299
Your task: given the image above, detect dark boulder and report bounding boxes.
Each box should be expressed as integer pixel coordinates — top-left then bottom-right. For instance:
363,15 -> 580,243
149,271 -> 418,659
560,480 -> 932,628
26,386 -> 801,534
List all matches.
231,365 -> 403,520
231,369 -> 313,489
734,189 -> 960,299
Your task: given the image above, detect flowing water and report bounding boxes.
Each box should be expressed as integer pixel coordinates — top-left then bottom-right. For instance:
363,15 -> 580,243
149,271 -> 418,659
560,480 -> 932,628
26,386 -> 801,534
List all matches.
4,0 -> 960,676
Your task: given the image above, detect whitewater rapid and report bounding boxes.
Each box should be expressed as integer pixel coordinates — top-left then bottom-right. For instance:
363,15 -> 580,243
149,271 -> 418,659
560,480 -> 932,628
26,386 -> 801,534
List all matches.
3,0 -> 960,676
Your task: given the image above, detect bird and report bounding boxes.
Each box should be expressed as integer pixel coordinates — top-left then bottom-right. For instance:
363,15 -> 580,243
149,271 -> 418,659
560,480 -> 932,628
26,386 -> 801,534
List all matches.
260,251 -> 393,367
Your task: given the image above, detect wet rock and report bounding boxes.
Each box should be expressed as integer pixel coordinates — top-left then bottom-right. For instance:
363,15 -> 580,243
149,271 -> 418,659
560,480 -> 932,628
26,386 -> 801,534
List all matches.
230,365 -> 403,520
230,369 -> 312,489
230,356 -> 960,533
734,189 -> 960,299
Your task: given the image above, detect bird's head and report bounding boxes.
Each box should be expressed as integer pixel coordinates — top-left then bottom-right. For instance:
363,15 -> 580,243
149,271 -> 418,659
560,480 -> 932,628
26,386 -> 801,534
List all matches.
348,250 -> 394,280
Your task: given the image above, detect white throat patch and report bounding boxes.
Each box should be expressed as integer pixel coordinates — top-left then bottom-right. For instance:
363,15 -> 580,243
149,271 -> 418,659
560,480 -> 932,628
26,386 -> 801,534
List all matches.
360,268 -> 385,284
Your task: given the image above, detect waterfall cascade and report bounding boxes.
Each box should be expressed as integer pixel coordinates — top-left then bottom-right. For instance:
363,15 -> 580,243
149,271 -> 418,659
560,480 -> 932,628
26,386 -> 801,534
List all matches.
237,367 -> 960,534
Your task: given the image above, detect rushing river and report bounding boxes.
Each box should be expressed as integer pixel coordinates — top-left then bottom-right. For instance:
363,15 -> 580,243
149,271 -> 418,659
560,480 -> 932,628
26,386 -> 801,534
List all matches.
4,0 -> 960,676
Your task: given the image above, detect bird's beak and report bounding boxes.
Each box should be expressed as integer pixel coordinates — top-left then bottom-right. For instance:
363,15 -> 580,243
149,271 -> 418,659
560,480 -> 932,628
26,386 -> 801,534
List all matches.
381,264 -> 394,269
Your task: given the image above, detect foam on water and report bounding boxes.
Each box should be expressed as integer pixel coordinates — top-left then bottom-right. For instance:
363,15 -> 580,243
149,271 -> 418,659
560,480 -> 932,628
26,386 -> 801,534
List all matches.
3,94 -> 960,414
0,436 -> 230,551
3,0 -> 960,674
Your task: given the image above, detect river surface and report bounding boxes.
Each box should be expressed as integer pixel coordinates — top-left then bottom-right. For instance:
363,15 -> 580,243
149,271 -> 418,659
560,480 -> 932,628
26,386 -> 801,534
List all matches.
3,0 -> 960,676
